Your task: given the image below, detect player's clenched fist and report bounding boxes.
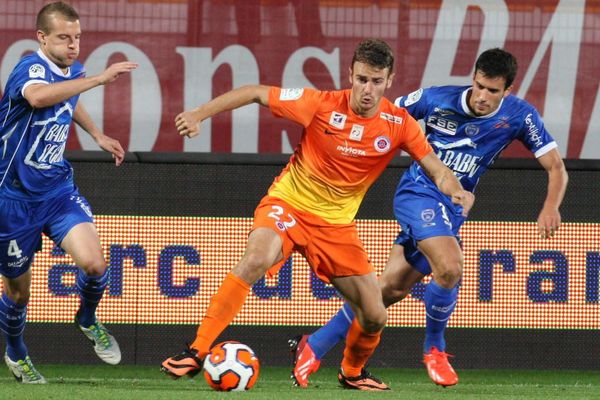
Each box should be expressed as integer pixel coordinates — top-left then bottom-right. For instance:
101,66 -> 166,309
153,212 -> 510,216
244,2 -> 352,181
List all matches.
175,110 -> 201,138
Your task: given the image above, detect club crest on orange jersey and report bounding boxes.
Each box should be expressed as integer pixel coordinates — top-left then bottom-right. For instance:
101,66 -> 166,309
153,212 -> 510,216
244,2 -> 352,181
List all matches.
373,136 -> 391,153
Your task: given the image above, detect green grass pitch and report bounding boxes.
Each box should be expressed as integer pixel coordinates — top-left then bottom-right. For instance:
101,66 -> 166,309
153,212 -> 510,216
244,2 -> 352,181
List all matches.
1,365 -> 599,400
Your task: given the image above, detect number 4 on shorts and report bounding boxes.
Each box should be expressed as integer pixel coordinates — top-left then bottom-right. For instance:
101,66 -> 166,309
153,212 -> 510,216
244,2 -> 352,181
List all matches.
7,239 -> 23,258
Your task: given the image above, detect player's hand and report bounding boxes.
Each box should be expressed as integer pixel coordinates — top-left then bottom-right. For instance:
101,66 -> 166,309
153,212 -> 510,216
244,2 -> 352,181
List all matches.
451,190 -> 475,217
98,61 -> 138,85
175,110 -> 201,138
537,206 -> 561,239
96,134 -> 125,166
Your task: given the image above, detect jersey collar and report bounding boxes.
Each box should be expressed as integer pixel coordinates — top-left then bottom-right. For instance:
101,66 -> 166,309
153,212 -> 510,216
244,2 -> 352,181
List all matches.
461,87 -> 502,119
37,49 -> 71,77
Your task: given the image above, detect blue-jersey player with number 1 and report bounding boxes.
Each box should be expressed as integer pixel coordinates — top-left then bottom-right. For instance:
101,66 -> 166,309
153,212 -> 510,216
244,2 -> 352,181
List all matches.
289,48 -> 568,388
0,1 -> 137,384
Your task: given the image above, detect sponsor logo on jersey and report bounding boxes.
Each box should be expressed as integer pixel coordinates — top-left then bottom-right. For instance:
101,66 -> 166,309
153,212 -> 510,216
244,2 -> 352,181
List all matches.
464,124 -> 479,137
434,107 -> 454,116
28,63 -> 45,79
379,112 -> 403,124
524,113 -> 543,147
404,88 -> 423,107
72,195 -> 93,217
438,150 -> 482,178
279,88 -> 304,101
329,112 -> 346,129
337,141 -> 366,157
24,104 -> 73,169
7,255 -> 29,269
349,124 -> 364,141
373,136 -> 391,153
426,115 -> 458,135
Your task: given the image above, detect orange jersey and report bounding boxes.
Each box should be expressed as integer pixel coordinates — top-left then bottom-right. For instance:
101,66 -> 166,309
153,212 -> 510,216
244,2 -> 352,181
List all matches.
267,87 -> 432,224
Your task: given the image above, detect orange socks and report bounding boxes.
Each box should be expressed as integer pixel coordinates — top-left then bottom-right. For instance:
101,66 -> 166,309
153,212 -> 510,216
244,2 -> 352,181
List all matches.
191,272 -> 250,358
341,318 -> 382,377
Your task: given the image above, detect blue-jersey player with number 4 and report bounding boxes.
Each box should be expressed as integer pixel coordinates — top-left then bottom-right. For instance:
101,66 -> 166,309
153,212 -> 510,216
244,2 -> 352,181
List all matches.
289,48 -> 568,388
0,1 -> 137,384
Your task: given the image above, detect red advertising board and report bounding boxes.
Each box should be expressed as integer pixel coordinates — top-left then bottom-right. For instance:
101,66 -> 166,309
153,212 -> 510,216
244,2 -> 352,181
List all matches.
0,0 -> 598,157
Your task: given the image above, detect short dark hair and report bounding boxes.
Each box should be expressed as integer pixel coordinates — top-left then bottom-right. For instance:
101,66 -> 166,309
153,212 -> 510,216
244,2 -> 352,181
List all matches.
475,48 -> 518,88
352,39 -> 395,74
36,1 -> 80,34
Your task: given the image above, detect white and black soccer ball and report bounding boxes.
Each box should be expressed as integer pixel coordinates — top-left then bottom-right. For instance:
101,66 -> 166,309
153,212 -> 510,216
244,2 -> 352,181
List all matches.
203,341 -> 260,391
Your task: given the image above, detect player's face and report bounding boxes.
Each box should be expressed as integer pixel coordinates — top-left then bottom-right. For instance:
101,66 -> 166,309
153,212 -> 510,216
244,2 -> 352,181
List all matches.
348,61 -> 394,118
37,16 -> 81,71
468,70 -> 512,116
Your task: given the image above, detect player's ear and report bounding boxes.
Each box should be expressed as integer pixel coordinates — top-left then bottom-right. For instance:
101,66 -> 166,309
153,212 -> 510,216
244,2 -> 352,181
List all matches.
348,66 -> 353,85
37,30 -> 46,45
386,72 -> 395,89
503,84 -> 513,98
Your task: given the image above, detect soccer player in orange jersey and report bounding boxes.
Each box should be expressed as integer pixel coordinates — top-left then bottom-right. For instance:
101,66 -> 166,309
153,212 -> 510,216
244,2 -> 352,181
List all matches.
160,38 -> 474,391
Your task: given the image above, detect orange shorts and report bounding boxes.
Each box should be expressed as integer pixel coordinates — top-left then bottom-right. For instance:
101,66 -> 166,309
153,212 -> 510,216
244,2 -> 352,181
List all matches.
252,195 -> 374,283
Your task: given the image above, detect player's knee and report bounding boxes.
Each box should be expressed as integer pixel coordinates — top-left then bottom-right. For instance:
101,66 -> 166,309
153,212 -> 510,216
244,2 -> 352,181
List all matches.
435,263 -> 463,287
361,307 -> 387,333
81,257 -> 107,276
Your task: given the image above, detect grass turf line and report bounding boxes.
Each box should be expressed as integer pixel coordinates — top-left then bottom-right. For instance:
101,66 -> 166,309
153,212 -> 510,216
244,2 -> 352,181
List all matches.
0,365 -> 598,400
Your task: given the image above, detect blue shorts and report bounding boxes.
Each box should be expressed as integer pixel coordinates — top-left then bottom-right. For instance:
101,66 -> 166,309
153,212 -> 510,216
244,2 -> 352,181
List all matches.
0,188 -> 94,278
393,188 -> 464,275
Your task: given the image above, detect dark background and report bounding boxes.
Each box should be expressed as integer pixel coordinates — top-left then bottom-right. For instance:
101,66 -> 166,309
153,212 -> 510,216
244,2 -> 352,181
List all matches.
20,152 -> 600,369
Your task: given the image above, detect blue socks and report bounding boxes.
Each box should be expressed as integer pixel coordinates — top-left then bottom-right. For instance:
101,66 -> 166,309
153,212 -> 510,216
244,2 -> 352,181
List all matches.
424,279 -> 458,352
307,303 -> 355,360
0,293 -> 28,361
306,280 -> 458,359
76,269 -> 109,327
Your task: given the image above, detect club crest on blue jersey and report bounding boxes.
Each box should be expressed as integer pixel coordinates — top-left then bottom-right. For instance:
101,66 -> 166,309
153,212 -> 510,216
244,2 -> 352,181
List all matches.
421,209 -> 435,222
464,124 -> 479,137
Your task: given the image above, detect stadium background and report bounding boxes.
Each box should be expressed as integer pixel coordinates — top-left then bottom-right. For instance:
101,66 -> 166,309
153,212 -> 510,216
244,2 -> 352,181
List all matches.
0,0 -> 599,370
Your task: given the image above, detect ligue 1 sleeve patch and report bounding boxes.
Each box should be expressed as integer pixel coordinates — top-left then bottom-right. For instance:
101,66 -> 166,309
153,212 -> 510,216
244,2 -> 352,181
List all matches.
404,88 -> 423,107
279,88 -> 304,101
28,64 -> 46,79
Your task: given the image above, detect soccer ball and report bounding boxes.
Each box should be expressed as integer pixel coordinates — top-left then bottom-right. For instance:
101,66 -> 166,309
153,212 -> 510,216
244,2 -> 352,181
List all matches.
203,341 -> 260,391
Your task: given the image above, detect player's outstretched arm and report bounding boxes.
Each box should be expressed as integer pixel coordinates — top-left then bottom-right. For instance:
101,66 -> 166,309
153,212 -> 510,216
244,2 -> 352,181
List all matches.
73,102 -> 125,166
417,152 -> 475,217
175,84 -> 271,138
536,148 -> 568,238
23,61 -> 138,109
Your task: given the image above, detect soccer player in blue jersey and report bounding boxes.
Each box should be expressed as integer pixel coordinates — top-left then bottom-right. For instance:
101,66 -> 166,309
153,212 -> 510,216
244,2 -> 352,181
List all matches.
0,2 -> 137,383
289,48 -> 568,388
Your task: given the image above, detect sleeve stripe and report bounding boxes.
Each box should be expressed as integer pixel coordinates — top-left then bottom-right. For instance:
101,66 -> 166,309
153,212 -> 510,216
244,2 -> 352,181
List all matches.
534,141 -> 558,158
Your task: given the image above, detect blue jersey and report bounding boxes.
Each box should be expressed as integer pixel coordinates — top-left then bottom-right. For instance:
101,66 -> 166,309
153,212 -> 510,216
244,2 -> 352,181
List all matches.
395,85 -> 557,194
0,49 -> 85,201
392,86 -> 558,274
